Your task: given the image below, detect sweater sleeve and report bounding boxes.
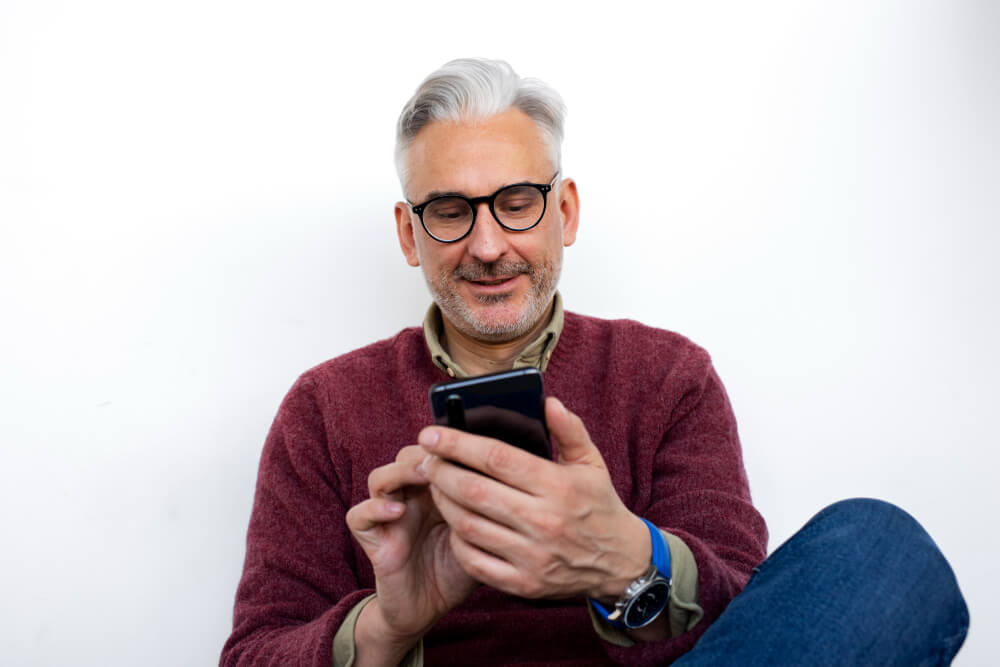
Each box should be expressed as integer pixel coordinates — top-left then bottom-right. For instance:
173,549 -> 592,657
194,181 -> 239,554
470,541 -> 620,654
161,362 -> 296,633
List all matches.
599,350 -> 768,664
220,374 -> 370,667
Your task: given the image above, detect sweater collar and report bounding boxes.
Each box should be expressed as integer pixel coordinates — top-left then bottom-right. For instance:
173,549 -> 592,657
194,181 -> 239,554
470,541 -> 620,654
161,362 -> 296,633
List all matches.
422,292 -> 565,378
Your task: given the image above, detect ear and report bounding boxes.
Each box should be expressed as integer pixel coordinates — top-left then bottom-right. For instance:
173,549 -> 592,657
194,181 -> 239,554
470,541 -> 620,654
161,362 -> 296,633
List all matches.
395,202 -> 421,267
556,178 -> 580,247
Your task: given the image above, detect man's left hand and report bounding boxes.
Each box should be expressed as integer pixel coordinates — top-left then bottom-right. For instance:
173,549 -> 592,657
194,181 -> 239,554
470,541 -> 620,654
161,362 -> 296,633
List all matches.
417,396 -> 651,603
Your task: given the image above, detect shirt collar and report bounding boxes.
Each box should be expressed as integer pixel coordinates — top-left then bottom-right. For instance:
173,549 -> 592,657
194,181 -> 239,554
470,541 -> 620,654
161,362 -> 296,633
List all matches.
423,292 -> 565,378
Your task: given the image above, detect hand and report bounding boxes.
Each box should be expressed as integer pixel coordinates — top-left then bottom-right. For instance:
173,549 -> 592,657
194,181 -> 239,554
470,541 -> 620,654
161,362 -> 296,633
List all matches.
418,397 -> 651,602
345,445 -> 478,658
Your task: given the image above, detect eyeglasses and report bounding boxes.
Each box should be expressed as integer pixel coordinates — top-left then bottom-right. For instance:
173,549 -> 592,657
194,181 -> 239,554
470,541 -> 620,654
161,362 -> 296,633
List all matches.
409,173 -> 559,243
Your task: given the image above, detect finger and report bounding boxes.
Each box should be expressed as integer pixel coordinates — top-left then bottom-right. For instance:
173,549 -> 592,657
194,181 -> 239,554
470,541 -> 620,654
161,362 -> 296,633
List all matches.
367,448 -> 431,499
417,425 -> 550,492
345,497 -> 405,535
449,531 -> 544,599
429,481 -> 528,556
422,453 -> 538,532
544,397 -> 602,466
345,498 -> 414,573
394,444 -> 429,466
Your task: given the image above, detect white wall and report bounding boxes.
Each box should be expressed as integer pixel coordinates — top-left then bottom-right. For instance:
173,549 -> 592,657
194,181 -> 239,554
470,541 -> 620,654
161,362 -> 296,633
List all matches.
1,1 -> 996,664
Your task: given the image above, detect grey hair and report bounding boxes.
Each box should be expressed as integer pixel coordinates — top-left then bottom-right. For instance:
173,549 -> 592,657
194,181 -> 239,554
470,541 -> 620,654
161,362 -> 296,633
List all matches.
394,58 -> 566,194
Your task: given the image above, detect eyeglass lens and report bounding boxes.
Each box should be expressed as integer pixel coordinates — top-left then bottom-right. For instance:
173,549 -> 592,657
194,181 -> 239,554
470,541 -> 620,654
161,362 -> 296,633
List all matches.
422,185 -> 545,241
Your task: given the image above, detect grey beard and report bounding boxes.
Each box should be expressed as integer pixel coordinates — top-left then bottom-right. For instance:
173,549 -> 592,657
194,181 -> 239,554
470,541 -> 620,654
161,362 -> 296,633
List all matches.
429,259 -> 559,341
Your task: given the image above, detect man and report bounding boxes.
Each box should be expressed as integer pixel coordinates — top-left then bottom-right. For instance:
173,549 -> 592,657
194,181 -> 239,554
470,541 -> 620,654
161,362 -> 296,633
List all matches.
222,59 -> 968,666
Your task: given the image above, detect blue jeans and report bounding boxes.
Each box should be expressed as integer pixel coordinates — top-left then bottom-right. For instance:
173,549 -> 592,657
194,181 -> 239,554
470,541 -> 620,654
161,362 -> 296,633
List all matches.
674,498 -> 969,666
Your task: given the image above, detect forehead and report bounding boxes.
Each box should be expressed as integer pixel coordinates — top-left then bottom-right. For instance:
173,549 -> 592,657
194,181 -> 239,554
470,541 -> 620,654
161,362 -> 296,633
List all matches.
405,108 -> 552,201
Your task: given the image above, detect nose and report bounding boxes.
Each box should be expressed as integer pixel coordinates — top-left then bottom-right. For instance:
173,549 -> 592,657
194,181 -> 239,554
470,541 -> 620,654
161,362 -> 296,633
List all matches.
465,202 -> 509,263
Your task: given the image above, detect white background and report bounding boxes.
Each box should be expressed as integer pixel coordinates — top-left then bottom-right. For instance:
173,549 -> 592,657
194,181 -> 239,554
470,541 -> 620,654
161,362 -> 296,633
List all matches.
1,1 -> 997,665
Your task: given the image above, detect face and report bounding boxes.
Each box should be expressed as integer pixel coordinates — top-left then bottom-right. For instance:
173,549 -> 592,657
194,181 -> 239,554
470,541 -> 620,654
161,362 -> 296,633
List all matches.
395,109 -> 580,344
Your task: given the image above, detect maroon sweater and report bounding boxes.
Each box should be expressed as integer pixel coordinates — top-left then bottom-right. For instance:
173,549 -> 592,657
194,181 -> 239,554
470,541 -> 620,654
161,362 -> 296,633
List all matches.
221,311 -> 768,666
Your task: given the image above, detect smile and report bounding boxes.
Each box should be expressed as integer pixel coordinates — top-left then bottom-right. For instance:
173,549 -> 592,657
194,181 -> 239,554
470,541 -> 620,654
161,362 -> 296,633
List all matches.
466,275 -> 522,291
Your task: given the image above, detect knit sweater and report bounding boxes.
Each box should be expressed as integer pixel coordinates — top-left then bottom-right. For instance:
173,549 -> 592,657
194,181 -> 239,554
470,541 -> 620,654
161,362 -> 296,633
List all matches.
221,311 -> 768,666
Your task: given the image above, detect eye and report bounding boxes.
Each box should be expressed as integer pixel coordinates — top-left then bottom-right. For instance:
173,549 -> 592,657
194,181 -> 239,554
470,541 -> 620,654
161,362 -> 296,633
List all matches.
425,198 -> 471,221
436,208 -> 466,220
498,198 -> 534,214
495,186 -> 542,218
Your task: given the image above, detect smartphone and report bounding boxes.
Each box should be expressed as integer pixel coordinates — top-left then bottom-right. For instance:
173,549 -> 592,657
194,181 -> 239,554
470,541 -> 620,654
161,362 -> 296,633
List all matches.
428,368 -> 552,461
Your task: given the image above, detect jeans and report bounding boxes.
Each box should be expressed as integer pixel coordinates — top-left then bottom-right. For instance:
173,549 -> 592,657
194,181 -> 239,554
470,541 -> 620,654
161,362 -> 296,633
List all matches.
674,498 -> 969,666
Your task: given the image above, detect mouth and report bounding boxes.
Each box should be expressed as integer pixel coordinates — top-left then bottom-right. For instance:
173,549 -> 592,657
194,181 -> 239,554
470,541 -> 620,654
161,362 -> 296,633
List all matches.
472,276 -> 516,286
465,275 -> 522,292
454,261 -> 533,292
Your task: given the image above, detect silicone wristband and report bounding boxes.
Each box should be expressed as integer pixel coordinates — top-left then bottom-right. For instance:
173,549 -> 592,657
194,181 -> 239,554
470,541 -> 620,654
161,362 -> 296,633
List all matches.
589,518 -> 672,628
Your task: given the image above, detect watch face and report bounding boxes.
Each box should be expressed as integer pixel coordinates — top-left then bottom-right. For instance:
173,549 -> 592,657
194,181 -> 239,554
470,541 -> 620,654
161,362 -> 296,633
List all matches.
624,580 -> 670,629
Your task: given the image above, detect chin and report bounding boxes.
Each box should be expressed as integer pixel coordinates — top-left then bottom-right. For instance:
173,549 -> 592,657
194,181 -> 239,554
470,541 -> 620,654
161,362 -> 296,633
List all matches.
457,289 -> 558,342
429,265 -> 559,343
460,307 -> 535,342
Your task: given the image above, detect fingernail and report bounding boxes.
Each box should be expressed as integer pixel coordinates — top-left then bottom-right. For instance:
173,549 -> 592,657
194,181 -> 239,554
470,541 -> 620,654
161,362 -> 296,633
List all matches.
416,455 -> 431,478
419,428 -> 440,449
386,502 -> 404,515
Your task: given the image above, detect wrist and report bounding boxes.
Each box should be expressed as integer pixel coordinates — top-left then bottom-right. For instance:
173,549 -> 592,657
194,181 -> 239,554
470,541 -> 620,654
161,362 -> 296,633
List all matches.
591,512 -> 651,601
354,597 -> 423,666
589,517 -> 673,631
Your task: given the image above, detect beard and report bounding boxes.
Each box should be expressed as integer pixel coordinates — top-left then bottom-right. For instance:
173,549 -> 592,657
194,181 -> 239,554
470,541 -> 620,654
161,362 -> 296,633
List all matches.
427,256 -> 560,343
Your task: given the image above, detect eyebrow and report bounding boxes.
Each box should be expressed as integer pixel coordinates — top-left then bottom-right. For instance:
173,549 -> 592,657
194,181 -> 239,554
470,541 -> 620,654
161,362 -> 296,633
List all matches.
419,188 -> 466,201
413,179 -> 539,204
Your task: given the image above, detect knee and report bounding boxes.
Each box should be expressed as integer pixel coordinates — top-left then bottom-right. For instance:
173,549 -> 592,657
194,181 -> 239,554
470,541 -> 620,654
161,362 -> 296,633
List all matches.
801,498 -> 969,654
808,497 -> 931,557
806,498 -> 965,603
814,497 -> 914,533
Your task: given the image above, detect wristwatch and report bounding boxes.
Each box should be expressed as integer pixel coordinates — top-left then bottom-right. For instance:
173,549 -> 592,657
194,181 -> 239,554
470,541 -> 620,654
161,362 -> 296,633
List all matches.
589,518 -> 672,629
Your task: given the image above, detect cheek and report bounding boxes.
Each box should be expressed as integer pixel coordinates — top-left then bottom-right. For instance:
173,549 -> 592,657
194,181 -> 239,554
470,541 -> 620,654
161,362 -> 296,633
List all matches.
416,242 -> 460,276
538,215 -> 565,250
414,235 -> 438,267
520,230 -> 563,264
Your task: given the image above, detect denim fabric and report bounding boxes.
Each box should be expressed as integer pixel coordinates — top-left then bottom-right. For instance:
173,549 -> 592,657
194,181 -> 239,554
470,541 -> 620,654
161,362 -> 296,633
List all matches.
674,498 -> 969,666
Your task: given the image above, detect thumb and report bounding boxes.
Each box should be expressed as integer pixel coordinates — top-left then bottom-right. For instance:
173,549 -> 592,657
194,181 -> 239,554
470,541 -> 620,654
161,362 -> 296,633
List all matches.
545,397 -> 602,466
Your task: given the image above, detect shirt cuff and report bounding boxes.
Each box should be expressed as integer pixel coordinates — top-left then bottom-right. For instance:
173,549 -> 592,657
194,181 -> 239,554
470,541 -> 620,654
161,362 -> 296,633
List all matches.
331,594 -> 425,667
588,529 -> 704,646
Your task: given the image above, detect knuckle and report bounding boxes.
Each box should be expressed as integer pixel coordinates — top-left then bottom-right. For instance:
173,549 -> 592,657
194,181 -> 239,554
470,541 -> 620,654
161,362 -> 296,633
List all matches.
455,514 -> 480,539
463,558 -> 487,581
450,534 -> 479,569
345,502 -> 368,531
519,577 -> 545,599
512,502 -> 531,524
536,511 -> 566,540
484,441 -> 516,474
396,444 -> 420,463
367,469 -> 384,497
460,474 -> 489,504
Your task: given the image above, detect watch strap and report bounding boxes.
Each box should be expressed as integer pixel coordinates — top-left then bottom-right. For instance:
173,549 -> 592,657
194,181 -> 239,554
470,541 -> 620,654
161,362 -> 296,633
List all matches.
589,518 -> 672,628
645,518 -> 671,577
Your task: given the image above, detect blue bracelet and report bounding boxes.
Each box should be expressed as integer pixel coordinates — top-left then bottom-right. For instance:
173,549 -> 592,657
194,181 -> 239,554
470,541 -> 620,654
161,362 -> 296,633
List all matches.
589,518 -> 672,628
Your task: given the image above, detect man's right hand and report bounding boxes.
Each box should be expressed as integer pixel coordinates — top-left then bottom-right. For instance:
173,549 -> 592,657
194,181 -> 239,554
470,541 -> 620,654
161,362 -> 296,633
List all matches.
346,445 -> 479,666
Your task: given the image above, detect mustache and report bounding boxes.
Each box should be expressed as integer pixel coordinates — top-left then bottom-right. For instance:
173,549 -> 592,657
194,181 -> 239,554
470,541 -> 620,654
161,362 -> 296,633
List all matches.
453,260 -> 533,281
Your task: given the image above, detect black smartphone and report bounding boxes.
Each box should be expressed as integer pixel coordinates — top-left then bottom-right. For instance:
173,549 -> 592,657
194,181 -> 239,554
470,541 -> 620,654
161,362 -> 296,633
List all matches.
428,368 -> 552,461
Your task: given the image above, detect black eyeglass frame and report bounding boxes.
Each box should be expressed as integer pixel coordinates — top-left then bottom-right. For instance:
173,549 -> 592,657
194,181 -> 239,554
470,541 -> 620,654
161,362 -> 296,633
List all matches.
408,172 -> 560,244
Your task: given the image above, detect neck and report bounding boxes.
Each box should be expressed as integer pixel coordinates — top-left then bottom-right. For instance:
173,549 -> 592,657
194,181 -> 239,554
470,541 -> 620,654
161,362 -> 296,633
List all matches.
440,301 -> 554,377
